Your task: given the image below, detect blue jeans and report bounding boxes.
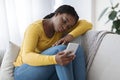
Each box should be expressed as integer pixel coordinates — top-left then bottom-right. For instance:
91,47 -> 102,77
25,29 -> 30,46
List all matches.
14,45 -> 86,80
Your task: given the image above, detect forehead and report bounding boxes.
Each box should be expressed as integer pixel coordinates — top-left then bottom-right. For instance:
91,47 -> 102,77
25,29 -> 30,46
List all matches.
60,13 -> 76,25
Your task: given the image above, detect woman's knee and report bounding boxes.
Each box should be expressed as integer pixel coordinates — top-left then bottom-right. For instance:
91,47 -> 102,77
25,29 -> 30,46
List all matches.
54,45 -> 66,52
76,45 -> 84,56
42,45 -> 66,55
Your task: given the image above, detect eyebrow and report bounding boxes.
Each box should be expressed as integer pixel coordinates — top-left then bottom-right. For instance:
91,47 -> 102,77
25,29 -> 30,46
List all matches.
66,17 -> 69,22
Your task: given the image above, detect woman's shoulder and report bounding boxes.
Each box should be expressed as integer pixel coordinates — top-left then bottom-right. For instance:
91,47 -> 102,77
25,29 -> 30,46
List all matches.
31,19 -> 43,25
28,20 -> 42,28
25,19 -> 43,33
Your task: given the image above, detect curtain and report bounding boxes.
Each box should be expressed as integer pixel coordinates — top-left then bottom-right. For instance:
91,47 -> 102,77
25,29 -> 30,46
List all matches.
0,0 -> 55,50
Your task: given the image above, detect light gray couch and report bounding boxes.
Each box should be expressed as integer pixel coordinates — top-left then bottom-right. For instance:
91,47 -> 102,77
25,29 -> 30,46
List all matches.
0,30 -> 120,80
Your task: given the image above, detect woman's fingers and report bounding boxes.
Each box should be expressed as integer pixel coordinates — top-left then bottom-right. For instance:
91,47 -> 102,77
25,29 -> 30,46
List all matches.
53,34 -> 74,46
52,39 -> 64,46
55,51 -> 75,66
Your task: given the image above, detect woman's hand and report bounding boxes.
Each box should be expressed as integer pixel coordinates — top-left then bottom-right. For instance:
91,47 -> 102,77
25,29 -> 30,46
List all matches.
53,34 -> 74,46
55,51 -> 75,66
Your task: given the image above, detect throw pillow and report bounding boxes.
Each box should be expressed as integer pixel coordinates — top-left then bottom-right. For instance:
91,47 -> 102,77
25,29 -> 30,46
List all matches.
0,41 -> 20,80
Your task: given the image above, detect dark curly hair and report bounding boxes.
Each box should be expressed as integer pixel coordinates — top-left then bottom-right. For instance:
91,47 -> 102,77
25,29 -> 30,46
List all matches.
43,5 -> 79,23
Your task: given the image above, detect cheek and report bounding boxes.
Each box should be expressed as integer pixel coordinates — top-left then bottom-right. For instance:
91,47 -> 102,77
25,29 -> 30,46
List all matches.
56,25 -> 61,32
54,23 -> 60,32
55,21 -> 62,28
54,18 -> 63,31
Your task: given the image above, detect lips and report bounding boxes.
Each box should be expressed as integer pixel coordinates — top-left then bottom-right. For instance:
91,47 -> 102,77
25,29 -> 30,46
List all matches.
59,26 -> 64,32
58,28 -> 62,32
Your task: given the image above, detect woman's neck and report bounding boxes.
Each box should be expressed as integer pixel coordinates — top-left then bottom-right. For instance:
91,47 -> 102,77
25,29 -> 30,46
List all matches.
42,19 -> 55,38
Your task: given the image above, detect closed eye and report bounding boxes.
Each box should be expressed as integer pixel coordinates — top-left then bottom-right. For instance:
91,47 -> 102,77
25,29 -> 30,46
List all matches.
62,17 -> 67,24
67,25 -> 72,29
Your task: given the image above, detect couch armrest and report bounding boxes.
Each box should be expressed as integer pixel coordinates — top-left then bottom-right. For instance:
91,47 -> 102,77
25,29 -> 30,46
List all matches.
87,34 -> 120,80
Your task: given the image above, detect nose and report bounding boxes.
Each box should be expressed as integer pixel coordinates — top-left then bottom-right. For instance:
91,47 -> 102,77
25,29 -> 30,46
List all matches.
63,24 -> 69,30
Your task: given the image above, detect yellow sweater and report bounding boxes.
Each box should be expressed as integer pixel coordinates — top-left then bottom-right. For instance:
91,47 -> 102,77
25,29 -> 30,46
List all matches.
14,20 -> 92,67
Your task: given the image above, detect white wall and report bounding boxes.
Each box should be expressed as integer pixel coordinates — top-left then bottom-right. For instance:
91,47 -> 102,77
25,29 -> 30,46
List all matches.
54,0 -> 92,22
94,0 -> 120,31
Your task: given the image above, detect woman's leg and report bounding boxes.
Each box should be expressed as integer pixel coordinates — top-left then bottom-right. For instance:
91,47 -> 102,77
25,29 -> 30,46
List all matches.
55,62 -> 74,80
41,45 -> 66,55
72,45 -> 86,80
42,45 -> 68,80
43,45 -> 75,80
55,45 -> 86,80
14,45 -> 66,80
49,71 -> 59,80
14,64 -> 56,80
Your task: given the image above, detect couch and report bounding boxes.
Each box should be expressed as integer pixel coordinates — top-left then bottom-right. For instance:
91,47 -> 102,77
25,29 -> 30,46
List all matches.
0,30 -> 120,80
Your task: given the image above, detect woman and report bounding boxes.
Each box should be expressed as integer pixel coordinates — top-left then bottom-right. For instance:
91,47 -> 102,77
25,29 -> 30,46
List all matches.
14,5 -> 92,80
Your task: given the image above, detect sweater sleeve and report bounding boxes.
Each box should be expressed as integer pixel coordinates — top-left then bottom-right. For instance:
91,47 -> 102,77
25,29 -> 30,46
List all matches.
68,20 -> 92,37
21,24 -> 57,66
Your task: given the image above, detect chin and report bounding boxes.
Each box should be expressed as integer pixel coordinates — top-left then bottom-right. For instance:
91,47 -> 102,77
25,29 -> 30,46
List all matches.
57,30 -> 62,33
56,29 -> 61,32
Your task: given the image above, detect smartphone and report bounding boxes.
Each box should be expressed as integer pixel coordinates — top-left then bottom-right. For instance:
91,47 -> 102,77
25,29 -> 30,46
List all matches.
64,43 -> 79,56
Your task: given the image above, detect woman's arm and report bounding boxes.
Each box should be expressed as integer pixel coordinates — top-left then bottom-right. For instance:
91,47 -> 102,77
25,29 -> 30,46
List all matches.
53,20 -> 92,46
68,20 -> 92,37
21,24 -> 56,66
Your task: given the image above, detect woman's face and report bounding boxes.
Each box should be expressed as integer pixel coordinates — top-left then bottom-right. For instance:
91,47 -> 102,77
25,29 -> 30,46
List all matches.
52,13 -> 76,32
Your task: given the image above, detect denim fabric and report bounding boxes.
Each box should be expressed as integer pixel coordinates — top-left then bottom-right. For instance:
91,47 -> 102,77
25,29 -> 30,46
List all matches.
14,45 -> 86,80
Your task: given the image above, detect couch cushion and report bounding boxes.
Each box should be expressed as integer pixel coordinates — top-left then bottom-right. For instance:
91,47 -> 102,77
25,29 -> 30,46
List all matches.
0,41 -> 20,80
87,34 -> 120,80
